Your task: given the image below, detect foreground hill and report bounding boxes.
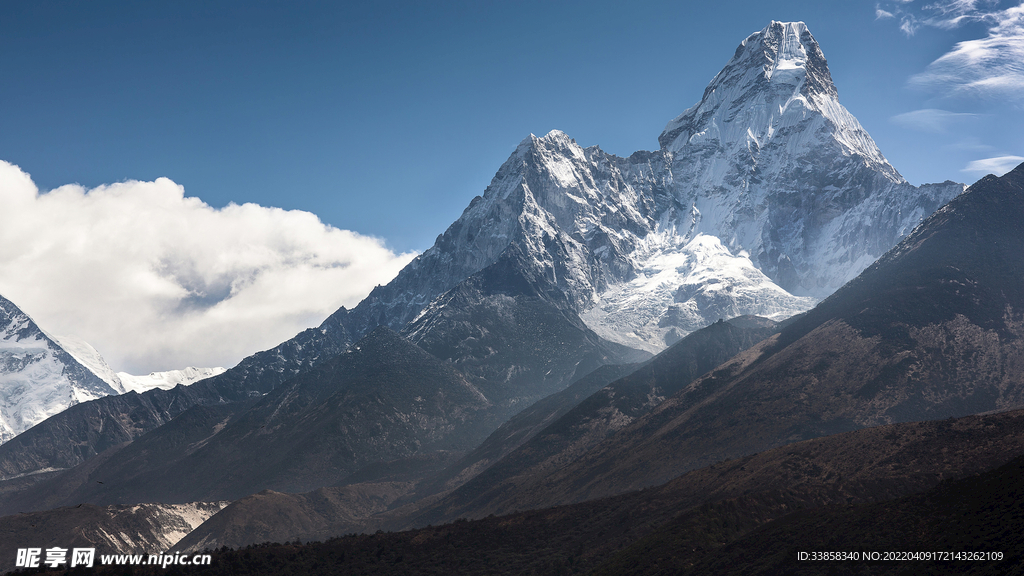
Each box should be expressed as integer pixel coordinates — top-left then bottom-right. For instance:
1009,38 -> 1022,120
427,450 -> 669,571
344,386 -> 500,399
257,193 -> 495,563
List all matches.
69,407 -> 1024,575
600,451 -> 1024,575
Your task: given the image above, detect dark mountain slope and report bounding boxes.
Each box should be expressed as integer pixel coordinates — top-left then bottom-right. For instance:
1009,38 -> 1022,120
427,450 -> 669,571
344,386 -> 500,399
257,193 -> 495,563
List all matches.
160,317 -> 780,549
398,361 -> 642,505
0,403 -> 249,515
14,328 -> 491,506
399,315 -> 780,525
403,241 -> 650,409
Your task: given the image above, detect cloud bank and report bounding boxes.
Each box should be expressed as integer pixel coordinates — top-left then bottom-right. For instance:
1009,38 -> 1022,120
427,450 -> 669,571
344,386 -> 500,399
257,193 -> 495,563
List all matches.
0,160 -> 417,374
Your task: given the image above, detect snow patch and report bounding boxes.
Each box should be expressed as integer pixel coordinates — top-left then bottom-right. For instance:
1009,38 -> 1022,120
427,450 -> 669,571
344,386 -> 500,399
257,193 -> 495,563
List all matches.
117,367 -> 227,393
581,233 -> 816,353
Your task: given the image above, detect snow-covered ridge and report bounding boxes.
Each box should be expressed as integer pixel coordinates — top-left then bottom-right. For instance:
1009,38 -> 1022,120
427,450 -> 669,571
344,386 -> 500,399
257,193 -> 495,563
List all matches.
51,333 -> 127,393
117,366 -> 227,394
53,335 -> 225,394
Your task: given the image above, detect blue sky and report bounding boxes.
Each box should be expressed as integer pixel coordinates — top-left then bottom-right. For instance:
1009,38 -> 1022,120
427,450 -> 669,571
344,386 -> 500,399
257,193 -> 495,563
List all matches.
2,0 -> 1020,251
0,0 -> 1021,373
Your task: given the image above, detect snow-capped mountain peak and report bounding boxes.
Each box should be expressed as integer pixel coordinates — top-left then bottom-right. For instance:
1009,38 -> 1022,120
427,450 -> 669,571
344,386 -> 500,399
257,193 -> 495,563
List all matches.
51,333 -> 128,394
738,21 -> 835,97
659,21 -> 898,184
649,21 -> 960,300
0,294 -> 119,443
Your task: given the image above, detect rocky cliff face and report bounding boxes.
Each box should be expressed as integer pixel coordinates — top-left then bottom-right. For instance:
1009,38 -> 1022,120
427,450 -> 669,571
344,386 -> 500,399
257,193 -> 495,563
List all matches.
0,500 -> 228,572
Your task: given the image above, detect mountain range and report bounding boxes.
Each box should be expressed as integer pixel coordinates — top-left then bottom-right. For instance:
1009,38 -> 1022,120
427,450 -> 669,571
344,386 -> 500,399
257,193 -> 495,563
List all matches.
1,20 -> 1019,572
396,159 -> 1024,525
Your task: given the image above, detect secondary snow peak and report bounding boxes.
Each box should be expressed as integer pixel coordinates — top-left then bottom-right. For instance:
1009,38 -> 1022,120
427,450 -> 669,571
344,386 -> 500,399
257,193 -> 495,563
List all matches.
0,294 -> 120,443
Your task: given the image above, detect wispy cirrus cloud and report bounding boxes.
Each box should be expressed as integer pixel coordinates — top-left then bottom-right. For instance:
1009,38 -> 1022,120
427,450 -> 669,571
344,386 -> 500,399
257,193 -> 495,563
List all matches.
910,3 -> 1024,99
890,108 -> 979,132
0,161 -> 417,374
877,1 -> 1024,100
962,155 -> 1024,174
901,14 -> 922,35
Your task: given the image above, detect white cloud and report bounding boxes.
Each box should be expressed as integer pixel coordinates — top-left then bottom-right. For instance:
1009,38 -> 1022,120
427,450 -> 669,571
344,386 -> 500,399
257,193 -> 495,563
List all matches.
890,108 -> 978,132
879,1 -> 1024,99
900,14 -> 921,35
962,155 -> 1024,175
877,5 -> 896,19
0,160 -> 417,374
922,0 -> 1003,28
910,4 -> 1024,98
